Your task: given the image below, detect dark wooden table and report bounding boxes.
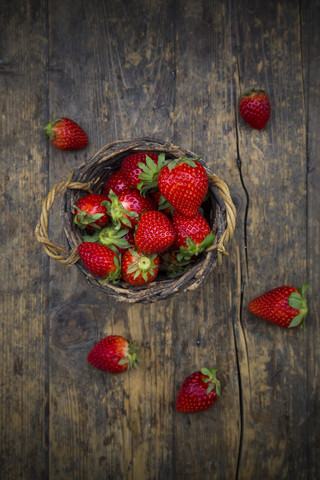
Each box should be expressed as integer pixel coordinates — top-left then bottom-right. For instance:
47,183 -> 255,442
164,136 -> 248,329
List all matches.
1,1 -> 319,479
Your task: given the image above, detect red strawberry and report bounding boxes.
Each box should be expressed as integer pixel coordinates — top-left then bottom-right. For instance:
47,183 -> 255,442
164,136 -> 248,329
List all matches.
176,367 -> 221,413
173,210 -> 215,260
158,158 -> 209,218
104,189 -> 155,230
87,335 -> 138,374
44,117 -> 88,150
121,249 -> 160,286
248,283 -> 309,329
239,89 -> 271,130
82,225 -> 134,254
103,169 -> 131,197
78,242 -> 121,283
73,193 -> 110,230
121,152 -> 160,190
135,210 -> 176,254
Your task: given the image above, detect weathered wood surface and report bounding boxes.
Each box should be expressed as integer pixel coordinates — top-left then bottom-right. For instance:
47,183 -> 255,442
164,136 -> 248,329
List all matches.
1,0 -> 319,479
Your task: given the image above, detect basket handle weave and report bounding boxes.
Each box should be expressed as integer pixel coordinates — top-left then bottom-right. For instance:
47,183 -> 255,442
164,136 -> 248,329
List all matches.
34,171 -> 236,267
34,171 -> 95,266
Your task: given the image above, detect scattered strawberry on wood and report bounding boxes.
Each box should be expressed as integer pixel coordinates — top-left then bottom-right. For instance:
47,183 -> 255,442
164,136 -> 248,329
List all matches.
44,117 -> 88,150
239,89 -> 271,130
176,367 -> 221,413
88,335 -> 139,374
248,283 -> 309,329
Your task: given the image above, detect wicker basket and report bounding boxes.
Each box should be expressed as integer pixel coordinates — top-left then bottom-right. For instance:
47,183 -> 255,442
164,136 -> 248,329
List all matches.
35,137 -> 236,303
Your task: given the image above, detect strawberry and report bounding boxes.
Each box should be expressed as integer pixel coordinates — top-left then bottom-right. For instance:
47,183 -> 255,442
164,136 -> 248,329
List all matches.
82,225 -> 133,254
158,158 -> 209,218
239,89 -> 271,130
87,335 -> 138,374
121,152 -> 160,190
176,367 -> 221,413
134,210 -> 176,254
172,210 -> 215,260
44,117 -> 88,150
103,169 -> 131,197
121,249 -> 160,286
104,189 -> 155,230
73,193 -> 110,230
78,242 -> 121,283
248,283 -> 309,329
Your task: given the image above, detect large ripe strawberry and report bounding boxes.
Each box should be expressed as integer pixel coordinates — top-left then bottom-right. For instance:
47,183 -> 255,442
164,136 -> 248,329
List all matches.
135,210 -> 176,254
248,283 -> 309,329
104,189 -> 155,230
73,193 -> 110,230
158,158 -> 209,218
173,210 -> 215,260
121,249 -> 160,286
87,335 -> 138,374
44,117 -> 88,150
239,89 -> 271,130
82,225 -> 134,254
121,152 -> 160,190
103,169 -> 131,197
78,242 -> 121,283
176,367 -> 221,413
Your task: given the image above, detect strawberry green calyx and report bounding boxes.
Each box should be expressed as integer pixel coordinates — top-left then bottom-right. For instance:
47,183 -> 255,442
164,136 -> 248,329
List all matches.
100,255 -> 122,285
126,250 -> 158,283
73,205 -> 104,229
118,341 -> 140,369
83,226 -> 132,252
102,191 -> 138,229
166,156 -> 202,172
44,118 -> 61,140
200,367 -> 221,395
137,153 -> 169,196
243,88 -> 266,96
177,233 -> 215,261
288,282 -> 309,330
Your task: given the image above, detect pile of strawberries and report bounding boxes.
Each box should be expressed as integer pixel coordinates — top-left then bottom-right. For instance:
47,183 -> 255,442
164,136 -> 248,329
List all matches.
74,152 -> 216,287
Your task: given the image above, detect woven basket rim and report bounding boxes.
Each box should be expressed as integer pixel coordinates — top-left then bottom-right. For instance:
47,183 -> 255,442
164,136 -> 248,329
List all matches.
58,137 -> 235,303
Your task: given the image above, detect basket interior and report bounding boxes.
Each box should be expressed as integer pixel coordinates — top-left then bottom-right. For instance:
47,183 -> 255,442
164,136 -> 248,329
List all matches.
61,139 -> 226,303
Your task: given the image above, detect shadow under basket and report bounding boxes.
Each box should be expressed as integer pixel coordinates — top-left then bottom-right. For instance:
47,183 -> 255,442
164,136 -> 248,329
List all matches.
35,137 -> 237,304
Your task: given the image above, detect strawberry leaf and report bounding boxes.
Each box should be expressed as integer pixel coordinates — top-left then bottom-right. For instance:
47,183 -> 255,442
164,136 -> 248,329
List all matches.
288,292 -> 304,310
288,311 -> 306,328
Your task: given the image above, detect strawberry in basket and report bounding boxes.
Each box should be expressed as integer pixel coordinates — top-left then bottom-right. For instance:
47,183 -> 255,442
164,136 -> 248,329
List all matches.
73,193 -> 110,230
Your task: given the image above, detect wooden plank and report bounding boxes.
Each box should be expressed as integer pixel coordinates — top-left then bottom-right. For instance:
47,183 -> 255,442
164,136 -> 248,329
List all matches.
0,0 -> 49,478
47,1 -> 178,478
173,1 -> 242,478
233,1 -> 309,478
302,1 -> 320,478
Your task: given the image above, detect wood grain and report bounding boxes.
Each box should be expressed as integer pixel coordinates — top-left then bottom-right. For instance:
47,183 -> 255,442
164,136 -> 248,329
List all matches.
1,0 -> 319,479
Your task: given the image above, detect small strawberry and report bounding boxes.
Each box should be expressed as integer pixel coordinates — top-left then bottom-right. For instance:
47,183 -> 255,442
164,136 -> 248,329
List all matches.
173,210 -> 215,260
82,225 -> 133,254
134,210 -> 176,254
158,158 -> 209,218
78,242 -> 121,283
103,169 -> 131,197
44,117 -> 88,150
239,89 -> 271,130
87,335 -> 139,374
176,367 -> 221,413
73,193 -> 110,230
248,283 -> 309,329
104,189 -> 155,230
121,152 -> 160,190
121,249 -> 160,286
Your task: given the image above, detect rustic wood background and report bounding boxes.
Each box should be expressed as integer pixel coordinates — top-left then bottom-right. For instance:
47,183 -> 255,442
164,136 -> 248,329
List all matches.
1,0 -> 319,479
